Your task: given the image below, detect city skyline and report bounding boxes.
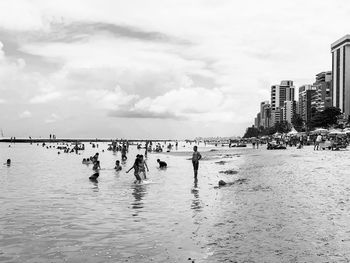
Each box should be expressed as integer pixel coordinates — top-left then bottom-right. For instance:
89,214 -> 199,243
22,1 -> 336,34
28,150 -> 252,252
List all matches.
1,0 -> 350,139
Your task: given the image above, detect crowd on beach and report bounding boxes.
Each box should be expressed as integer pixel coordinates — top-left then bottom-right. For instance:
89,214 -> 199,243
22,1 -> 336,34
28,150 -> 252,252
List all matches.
242,128 -> 350,151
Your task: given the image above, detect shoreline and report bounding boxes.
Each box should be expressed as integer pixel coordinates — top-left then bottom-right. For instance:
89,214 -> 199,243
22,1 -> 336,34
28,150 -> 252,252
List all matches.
0,138 -> 177,144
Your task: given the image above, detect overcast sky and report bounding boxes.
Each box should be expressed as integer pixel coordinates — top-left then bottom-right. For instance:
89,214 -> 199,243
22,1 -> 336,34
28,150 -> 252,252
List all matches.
0,0 -> 349,139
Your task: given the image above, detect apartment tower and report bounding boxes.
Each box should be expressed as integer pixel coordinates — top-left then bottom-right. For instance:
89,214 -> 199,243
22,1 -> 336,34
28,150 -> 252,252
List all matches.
331,35 -> 350,117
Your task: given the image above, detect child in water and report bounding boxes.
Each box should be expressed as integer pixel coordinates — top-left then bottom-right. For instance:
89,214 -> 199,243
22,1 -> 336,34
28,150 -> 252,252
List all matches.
126,155 -> 142,184
157,159 -> 167,168
138,155 -> 149,179
115,160 -> 122,171
192,146 -> 202,180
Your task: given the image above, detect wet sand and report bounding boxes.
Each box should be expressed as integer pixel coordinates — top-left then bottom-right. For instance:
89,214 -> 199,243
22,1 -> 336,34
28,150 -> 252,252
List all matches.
1,143 -> 350,262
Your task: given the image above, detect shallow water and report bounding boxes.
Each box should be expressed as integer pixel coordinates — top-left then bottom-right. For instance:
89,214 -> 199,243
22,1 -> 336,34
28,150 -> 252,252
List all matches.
1,143 -> 350,262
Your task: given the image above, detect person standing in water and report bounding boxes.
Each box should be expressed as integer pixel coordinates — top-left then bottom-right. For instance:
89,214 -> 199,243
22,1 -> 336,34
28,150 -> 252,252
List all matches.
121,144 -> 127,161
138,155 -> 149,179
192,146 -> 202,180
89,160 -> 101,180
126,155 -> 142,184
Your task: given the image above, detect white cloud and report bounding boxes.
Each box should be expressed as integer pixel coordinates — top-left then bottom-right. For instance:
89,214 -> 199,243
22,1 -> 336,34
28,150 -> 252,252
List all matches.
0,0 -> 349,137
45,113 -> 60,123
86,86 -> 139,110
19,110 -> 32,119
0,1 -> 45,31
29,92 -> 61,104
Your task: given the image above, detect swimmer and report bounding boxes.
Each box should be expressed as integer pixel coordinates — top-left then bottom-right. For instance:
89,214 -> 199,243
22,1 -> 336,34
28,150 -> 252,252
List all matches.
89,172 -> 99,180
157,159 -> 167,169
5,159 -> 11,166
121,145 -> 127,161
114,160 -> 122,171
126,156 -> 141,184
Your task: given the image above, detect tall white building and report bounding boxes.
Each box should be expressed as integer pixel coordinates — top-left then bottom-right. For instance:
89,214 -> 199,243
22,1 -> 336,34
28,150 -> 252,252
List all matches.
331,35 -> 350,117
271,80 -> 295,123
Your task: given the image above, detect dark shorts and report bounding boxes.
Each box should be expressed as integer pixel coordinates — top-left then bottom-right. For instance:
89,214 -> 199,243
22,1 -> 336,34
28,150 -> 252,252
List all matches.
192,161 -> 199,171
134,172 -> 141,181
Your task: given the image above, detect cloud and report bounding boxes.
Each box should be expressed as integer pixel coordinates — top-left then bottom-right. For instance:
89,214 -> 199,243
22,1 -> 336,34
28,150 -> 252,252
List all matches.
0,0 -> 349,138
86,86 -> 139,110
45,113 -> 60,123
108,109 -> 181,119
29,92 -> 61,104
19,110 -> 32,119
108,86 -> 245,123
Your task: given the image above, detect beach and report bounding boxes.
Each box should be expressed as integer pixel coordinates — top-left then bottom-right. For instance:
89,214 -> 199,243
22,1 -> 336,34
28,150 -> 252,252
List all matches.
1,142 -> 350,262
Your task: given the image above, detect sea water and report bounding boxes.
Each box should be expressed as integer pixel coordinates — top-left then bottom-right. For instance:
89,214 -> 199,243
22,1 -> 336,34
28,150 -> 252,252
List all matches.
1,142 -> 350,262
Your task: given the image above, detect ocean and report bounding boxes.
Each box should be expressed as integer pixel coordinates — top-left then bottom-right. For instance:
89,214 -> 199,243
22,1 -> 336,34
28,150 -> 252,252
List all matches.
1,142 -> 350,262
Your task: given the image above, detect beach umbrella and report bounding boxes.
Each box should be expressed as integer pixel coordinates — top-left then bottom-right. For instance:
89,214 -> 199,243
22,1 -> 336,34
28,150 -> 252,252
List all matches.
328,129 -> 343,135
311,128 -> 328,134
287,128 -> 298,135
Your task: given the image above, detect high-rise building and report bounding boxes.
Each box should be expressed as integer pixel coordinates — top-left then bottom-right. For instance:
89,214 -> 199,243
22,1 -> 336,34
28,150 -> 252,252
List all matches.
260,101 -> 269,128
299,85 -> 317,126
271,80 -> 295,124
331,35 -> 350,117
283,100 -> 296,123
312,71 -> 332,111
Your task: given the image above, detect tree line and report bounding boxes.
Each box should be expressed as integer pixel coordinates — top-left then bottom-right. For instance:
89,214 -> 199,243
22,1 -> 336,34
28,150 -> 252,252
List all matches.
243,107 -> 343,138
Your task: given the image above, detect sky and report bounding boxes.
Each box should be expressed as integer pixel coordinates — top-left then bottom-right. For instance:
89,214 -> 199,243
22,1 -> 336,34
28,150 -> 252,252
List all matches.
0,0 -> 349,139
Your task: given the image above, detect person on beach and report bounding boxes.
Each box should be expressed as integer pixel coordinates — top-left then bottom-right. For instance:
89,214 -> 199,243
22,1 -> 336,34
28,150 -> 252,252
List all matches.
138,155 -> 149,179
314,134 -> 322,150
115,160 -> 122,171
4,159 -> 11,166
126,155 -> 142,184
192,146 -> 202,180
157,159 -> 167,169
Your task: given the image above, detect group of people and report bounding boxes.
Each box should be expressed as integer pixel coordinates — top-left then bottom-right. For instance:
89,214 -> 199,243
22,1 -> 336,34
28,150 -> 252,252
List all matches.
84,145 -> 201,184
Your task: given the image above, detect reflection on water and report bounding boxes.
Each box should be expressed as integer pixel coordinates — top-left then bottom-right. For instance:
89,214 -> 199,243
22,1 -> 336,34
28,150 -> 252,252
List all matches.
89,179 -> 99,192
131,184 -> 147,215
191,179 -> 202,212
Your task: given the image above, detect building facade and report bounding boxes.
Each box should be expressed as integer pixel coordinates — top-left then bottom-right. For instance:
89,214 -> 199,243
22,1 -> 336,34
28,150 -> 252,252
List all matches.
312,71 -> 332,112
283,100 -> 296,123
260,101 -> 269,128
299,85 -> 317,126
271,80 -> 295,124
331,35 -> 350,117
